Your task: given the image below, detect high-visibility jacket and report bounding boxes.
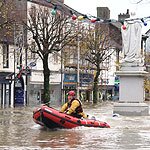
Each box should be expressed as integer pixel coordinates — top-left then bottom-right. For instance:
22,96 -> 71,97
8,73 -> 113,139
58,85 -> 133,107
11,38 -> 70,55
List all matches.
60,99 -> 88,118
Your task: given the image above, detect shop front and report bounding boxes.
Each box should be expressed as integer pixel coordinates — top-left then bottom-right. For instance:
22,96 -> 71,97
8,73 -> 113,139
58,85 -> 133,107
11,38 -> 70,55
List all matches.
0,72 -> 13,107
63,73 -> 94,102
14,76 -> 25,106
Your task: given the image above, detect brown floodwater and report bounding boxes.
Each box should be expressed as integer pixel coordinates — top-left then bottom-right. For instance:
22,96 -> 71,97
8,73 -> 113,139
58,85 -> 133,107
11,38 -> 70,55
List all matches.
0,101 -> 150,150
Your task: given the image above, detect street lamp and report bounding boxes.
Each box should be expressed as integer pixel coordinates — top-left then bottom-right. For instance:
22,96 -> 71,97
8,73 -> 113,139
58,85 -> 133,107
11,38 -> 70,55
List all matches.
77,35 -> 80,99
61,48 -> 64,104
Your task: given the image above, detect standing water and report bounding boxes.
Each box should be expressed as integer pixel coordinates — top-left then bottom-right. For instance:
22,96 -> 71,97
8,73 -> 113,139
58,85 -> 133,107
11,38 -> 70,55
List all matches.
0,101 -> 150,150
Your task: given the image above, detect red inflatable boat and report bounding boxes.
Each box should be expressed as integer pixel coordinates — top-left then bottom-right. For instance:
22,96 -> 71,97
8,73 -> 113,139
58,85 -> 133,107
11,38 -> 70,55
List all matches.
33,105 -> 110,129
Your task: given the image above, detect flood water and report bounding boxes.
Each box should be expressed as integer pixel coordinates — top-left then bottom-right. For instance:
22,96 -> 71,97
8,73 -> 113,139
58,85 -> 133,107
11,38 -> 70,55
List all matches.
0,101 -> 150,150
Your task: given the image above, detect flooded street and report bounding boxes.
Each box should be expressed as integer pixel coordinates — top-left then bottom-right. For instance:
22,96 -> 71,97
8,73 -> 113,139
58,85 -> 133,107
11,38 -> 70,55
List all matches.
0,101 -> 150,150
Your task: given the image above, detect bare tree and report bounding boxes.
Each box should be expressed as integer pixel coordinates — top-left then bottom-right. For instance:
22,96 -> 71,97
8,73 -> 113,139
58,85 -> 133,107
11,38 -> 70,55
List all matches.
25,6 -> 78,104
0,1 -> 9,29
83,23 -> 121,103
0,0 -> 16,42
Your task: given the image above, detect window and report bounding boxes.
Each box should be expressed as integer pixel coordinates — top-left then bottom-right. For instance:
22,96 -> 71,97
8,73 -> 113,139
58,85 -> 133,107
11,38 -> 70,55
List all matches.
53,52 -> 58,63
3,43 -> 9,68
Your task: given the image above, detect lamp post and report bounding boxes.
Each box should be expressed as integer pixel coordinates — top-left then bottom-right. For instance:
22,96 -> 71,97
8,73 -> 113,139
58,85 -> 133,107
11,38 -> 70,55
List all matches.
61,48 -> 64,104
77,35 -> 80,99
13,46 -> 16,107
13,23 -> 16,107
25,47 -> 28,105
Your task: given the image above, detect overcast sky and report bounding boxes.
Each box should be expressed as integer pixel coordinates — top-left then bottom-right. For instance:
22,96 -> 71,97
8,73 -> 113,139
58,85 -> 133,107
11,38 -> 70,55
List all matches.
64,0 -> 150,33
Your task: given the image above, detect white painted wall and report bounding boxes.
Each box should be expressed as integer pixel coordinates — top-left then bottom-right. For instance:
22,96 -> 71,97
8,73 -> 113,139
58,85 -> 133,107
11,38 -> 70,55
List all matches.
30,70 -> 61,84
0,45 -> 16,73
146,32 -> 150,52
100,49 -> 117,86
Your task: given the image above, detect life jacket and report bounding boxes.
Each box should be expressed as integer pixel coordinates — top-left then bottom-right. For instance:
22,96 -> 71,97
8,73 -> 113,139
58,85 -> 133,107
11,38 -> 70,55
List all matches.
67,98 -> 83,118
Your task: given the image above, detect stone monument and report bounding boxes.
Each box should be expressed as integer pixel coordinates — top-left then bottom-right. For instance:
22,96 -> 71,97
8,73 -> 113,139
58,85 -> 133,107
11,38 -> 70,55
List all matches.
113,20 -> 149,116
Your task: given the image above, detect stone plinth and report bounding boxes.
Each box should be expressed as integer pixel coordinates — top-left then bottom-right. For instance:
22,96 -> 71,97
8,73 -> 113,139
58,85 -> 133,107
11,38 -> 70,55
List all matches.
114,102 -> 149,116
113,68 -> 149,116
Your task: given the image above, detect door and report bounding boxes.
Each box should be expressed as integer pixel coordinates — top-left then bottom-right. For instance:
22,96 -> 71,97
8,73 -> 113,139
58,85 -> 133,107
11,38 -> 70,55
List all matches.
14,76 -> 24,105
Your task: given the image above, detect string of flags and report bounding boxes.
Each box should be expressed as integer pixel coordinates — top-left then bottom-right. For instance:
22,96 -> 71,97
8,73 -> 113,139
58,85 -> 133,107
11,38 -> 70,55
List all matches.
27,0 -> 150,30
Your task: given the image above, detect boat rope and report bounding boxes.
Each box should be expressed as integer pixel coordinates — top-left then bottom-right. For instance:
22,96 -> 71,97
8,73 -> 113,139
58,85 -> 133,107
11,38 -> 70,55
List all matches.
43,101 -> 51,107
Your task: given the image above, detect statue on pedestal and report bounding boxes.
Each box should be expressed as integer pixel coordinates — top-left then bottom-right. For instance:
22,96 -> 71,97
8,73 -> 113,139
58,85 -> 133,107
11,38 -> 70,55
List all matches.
121,21 -> 143,64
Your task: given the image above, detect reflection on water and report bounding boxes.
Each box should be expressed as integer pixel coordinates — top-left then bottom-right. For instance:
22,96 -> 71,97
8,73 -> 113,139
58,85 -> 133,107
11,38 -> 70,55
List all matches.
32,127 -> 83,149
0,102 -> 150,149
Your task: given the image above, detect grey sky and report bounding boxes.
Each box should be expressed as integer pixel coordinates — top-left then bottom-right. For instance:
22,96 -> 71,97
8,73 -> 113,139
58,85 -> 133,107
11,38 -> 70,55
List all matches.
64,0 -> 150,33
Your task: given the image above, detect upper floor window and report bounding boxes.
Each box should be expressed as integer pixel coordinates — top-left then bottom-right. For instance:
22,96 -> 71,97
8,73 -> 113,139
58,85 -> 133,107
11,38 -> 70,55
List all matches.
53,52 -> 59,64
3,43 -> 9,68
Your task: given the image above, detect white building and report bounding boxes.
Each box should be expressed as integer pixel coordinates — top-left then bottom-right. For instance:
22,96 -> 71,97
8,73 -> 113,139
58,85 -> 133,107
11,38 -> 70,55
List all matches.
0,0 -> 66,107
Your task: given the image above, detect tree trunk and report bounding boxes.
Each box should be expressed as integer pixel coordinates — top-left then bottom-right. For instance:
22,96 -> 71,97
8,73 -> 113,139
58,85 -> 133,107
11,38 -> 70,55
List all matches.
93,69 -> 100,104
43,54 -> 50,104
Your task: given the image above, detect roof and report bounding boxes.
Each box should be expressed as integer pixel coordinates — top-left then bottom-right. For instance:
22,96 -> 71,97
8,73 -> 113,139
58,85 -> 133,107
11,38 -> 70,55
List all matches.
145,29 -> 150,35
28,0 -> 83,16
110,22 -> 122,30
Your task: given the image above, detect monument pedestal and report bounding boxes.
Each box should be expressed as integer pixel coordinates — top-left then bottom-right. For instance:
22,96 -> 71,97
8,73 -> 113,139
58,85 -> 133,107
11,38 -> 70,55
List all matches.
114,102 -> 149,116
113,65 -> 149,116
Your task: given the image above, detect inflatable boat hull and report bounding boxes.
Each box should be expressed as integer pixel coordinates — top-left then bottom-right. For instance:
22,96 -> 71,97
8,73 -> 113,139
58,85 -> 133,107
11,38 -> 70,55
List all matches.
33,105 -> 110,129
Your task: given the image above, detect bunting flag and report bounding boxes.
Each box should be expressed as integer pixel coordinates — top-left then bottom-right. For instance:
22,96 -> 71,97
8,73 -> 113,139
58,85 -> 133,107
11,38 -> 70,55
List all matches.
27,0 -> 150,30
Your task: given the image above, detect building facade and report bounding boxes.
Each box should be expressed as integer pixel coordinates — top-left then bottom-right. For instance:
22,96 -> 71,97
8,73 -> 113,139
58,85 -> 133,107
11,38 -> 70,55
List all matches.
0,0 -> 68,107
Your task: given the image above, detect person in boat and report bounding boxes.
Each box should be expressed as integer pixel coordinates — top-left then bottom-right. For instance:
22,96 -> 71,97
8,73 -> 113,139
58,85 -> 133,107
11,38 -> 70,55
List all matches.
60,90 -> 88,119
